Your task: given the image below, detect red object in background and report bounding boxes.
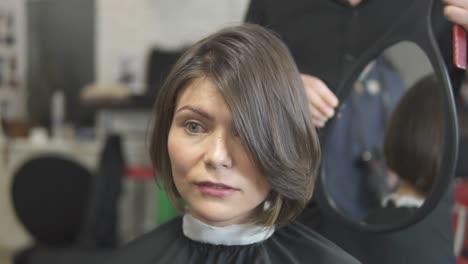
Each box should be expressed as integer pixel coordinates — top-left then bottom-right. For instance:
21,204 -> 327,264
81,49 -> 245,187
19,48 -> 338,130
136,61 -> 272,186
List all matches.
459,257 -> 468,264
453,180 -> 468,260
125,167 -> 155,180
453,24 -> 467,70
456,180 -> 468,206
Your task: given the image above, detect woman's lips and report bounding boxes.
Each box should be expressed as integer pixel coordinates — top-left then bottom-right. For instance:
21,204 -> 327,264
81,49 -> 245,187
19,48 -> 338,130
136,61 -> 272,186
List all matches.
196,181 -> 239,198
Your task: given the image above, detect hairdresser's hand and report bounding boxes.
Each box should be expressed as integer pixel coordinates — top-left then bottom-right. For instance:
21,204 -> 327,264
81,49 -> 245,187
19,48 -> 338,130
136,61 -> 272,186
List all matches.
301,74 -> 339,128
444,0 -> 468,30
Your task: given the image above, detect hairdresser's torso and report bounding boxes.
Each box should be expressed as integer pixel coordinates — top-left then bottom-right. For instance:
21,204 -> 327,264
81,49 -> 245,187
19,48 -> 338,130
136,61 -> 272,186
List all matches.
245,0 -> 451,91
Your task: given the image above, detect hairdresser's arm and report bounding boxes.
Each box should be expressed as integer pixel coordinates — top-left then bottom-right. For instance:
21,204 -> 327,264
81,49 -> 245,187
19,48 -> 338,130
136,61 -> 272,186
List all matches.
301,74 -> 338,128
444,0 -> 468,30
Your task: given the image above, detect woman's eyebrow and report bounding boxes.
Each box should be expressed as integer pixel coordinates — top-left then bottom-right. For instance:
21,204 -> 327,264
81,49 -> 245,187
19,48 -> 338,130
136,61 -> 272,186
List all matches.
175,105 -> 214,121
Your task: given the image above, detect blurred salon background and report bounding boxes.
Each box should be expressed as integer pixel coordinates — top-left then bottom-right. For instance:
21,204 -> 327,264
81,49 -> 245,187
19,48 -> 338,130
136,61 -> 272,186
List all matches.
0,0 -> 467,264
0,0 -> 248,263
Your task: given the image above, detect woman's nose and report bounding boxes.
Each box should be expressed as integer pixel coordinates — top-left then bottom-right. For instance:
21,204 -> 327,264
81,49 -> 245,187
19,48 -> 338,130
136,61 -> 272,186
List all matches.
204,134 -> 233,169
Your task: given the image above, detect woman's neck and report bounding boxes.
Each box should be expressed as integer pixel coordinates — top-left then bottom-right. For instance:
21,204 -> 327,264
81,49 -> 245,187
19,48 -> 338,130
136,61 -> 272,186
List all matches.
396,181 -> 425,200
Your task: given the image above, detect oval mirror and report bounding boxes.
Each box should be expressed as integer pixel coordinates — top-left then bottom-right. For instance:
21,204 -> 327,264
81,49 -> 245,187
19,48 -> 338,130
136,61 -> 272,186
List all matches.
322,41 -> 446,227
316,0 -> 459,232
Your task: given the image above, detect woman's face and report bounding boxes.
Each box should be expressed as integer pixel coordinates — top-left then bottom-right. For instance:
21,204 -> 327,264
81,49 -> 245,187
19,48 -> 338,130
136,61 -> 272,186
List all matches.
168,77 -> 271,227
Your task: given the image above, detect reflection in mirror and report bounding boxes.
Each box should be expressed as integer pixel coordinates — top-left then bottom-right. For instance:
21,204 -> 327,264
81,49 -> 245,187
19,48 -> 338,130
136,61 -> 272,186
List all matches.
365,74 -> 444,225
323,41 -> 445,226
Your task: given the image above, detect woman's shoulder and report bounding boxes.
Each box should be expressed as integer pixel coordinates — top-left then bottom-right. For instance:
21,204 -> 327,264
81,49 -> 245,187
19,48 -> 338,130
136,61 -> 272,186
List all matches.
103,217 -> 184,264
269,220 -> 361,264
103,217 -> 360,264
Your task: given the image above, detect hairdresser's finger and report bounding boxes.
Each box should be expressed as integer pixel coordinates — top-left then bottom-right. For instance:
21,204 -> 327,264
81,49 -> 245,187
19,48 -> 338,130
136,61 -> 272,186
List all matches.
444,0 -> 468,10
309,104 -> 328,121
309,105 -> 328,128
303,75 -> 339,108
305,87 -> 336,119
312,116 -> 326,128
301,74 -> 338,118
444,4 -> 468,30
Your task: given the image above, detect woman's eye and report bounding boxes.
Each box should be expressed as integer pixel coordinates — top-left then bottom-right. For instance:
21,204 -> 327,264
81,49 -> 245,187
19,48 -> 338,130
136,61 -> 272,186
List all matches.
185,121 -> 204,134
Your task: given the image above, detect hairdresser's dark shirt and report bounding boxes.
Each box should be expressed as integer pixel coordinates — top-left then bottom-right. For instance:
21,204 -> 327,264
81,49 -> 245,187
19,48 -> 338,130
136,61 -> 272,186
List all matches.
245,0 -> 461,93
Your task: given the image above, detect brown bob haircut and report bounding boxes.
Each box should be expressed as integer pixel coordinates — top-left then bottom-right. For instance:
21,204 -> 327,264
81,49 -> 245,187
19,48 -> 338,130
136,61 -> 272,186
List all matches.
384,74 -> 444,197
149,24 -> 321,226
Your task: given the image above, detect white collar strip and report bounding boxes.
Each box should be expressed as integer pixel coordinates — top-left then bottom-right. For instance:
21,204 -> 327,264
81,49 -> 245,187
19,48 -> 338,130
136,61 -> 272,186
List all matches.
382,194 -> 425,208
182,214 -> 275,246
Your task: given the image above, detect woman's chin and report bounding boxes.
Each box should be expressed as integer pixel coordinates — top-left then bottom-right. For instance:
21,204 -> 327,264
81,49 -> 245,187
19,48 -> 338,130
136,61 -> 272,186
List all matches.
189,204 -> 248,227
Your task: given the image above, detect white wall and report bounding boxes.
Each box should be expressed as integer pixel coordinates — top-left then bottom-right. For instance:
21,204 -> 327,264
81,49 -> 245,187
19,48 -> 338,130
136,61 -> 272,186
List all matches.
96,0 -> 250,85
0,0 -> 27,121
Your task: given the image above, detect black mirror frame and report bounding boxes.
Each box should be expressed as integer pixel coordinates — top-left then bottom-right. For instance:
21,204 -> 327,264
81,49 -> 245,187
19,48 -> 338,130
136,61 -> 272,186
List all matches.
316,0 -> 459,233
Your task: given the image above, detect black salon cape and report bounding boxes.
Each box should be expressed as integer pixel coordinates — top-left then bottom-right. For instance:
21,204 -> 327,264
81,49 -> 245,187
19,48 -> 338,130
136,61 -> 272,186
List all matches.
104,217 -> 360,264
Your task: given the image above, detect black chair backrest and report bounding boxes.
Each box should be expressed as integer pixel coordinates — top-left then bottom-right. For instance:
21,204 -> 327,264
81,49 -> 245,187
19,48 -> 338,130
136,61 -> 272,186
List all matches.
11,155 -> 93,247
80,134 -> 124,248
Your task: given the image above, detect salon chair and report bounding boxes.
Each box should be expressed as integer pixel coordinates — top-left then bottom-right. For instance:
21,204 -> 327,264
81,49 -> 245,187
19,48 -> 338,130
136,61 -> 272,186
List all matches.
11,134 -> 124,264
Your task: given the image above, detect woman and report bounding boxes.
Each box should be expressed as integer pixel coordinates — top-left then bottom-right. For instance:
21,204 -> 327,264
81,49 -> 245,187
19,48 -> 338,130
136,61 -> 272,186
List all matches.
105,24 -> 359,263
366,74 -> 445,222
